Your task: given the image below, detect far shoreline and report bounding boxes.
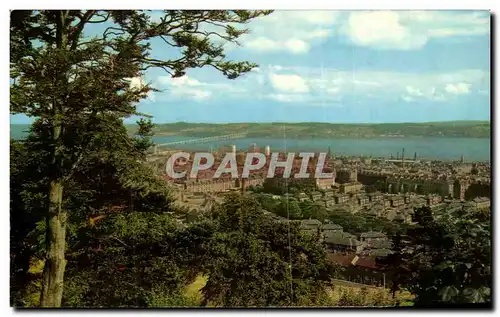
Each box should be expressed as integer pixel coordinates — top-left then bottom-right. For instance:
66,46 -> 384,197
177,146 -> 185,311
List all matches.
151,133 -> 491,139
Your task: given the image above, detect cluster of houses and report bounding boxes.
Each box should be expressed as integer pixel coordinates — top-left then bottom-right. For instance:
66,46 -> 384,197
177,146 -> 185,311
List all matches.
299,219 -> 393,287
299,219 -> 392,256
356,160 -> 490,201
290,189 -> 452,224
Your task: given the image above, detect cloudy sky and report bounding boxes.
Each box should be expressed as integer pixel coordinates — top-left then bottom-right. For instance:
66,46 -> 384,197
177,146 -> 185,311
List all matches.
11,10 -> 491,124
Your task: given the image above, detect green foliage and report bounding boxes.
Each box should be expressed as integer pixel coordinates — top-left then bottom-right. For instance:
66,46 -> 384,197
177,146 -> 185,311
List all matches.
262,178 -> 317,195
146,285 -> 199,307
63,211 -> 189,307
133,118 -> 155,154
10,137 -> 50,306
327,211 -> 405,236
299,200 -> 328,221
200,193 -> 340,307
11,123 -> 177,307
255,192 -> 404,234
275,197 -> 303,220
385,206 -> 491,306
10,9 -> 271,307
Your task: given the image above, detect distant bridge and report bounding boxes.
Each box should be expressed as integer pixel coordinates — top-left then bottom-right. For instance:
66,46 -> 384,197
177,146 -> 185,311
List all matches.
153,132 -> 248,153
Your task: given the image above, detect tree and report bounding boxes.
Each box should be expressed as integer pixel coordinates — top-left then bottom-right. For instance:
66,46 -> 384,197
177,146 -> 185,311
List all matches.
376,232 -> 410,301
298,200 -> 327,221
11,116 -> 174,307
63,211 -> 190,307
133,118 -> 155,155
10,10 -> 272,307
383,206 -> 491,306
276,197 -> 302,220
200,193 -> 339,307
10,135 -> 50,307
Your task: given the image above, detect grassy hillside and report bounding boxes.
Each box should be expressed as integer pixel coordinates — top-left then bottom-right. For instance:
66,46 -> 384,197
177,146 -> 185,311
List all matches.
129,121 -> 491,138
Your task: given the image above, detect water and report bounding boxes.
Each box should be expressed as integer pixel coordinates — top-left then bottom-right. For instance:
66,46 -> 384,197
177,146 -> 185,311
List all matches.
10,125 -> 490,162
153,136 -> 491,162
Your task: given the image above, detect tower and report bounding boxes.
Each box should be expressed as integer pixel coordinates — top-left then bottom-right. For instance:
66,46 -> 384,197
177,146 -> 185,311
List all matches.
249,143 -> 257,152
414,152 -> 417,161
265,145 -> 271,156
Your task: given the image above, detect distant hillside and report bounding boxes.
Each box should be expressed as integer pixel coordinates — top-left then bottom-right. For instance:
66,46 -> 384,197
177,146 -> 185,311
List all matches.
127,121 -> 491,138
11,121 -> 491,139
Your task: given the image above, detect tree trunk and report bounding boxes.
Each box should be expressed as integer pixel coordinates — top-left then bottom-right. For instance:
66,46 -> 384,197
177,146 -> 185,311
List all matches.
40,11 -> 70,308
40,180 -> 67,307
40,109 -> 66,307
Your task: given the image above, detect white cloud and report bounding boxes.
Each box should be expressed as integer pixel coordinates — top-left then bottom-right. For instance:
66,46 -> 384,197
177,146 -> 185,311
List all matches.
245,37 -> 279,52
402,86 -> 447,102
186,90 -> 212,101
345,11 -> 427,50
169,76 -> 202,87
151,66 -> 488,105
258,66 -> 488,103
240,11 -> 339,54
170,87 -> 212,101
406,86 -> 424,97
269,73 -> 309,93
158,75 -> 211,101
244,37 -> 311,54
445,83 -> 471,94
156,75 -> 244,101
407,11 -> 489,37
342,11 -> 489,50
284,39 -> 310,54
240,11 -> 489,53
151,11 -> 488,60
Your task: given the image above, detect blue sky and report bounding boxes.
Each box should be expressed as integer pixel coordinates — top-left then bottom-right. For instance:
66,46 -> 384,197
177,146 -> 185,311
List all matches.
11,10 -> 491,124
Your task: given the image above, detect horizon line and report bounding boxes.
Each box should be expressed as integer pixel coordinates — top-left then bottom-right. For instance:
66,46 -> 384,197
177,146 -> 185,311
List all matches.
135,119 -> 490,125
10,119 -> 491,126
